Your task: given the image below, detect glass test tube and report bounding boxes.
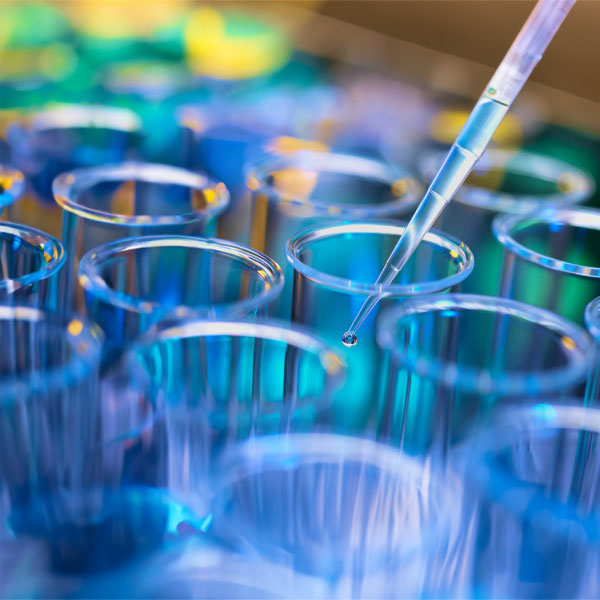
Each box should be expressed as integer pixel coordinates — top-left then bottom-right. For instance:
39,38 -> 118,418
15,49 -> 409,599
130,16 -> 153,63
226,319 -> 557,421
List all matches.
120,319 -> 345,515
419,150 -> 593,295
247,151 -> 421,319
0,165 -> 25,218
376,294 -> 593,462
376,295 -> 593,595
465,403 -> 600,599
0,306 -> 202,576
494,206 -> 600,325
0,223 -> 64,309
79,235 -> 284,365
585,296 -> 600,404
7,105 -> 143,237
210,433 -> 459,599
53,161 -> 229,308
285,220 -> 474,432
0,306 -> 102,539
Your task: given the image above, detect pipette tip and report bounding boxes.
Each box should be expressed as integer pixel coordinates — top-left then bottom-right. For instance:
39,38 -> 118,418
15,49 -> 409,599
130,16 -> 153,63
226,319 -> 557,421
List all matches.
341,331 -> 358,348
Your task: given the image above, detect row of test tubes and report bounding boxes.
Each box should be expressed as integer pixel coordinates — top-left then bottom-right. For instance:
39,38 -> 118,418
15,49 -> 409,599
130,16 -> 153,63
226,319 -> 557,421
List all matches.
1,99 -> 600,599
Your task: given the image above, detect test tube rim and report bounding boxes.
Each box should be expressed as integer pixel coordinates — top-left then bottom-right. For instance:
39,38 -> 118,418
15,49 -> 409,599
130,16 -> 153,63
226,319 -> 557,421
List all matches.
0,305 -> 102,402
27,103 -> 142,134
211,432 -> 457,566
376,293 -> 593,397
53,161 -> 230,226
493,206 -> 600,278
585,296 -> 600,341
131,317 -> 346,390
78,234 -> 284,318
0,165 -> 25,210
419,149 -> 593,214
247,150 -> 421,218
0,222 -> 66,291
285,219 -> 474,296
468,401 -> 600,540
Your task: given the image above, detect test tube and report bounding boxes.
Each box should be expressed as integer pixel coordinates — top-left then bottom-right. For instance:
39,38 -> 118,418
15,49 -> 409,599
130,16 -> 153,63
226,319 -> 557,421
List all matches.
464,402 -> 600,599
7,105 -> 143,236
418,150 -> 593,295
494,206 -> 600,325
375,294 -> 593,461
0,223 -> 65,309
585,296 -> 600,404
210,433 -> 460,599
79,235 -> 283,364
121,319 -> 345,515
0,165 -> 25,218
0,305 -> 204,575
247,151 -> 421,318
53,161 -> 229,308
0,305 -> 102,536
285,220 -> 474,432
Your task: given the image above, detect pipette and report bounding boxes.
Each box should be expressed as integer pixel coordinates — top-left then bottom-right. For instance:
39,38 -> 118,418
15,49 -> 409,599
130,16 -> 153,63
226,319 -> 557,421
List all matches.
342,0 -> 576,348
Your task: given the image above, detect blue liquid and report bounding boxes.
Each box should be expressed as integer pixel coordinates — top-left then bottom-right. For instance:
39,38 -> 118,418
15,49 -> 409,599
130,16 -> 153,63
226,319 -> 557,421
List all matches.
8,487 -> 198,575
345,97 -> 509,344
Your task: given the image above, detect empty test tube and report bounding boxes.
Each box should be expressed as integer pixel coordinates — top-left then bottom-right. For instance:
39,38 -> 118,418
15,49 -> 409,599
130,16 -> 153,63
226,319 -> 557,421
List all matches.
118,319 -> 345,515
285,220 -> 473,432
495,206 -> 600,325
7,105 -> 143,236
465,402 -> 600,598
79,235 -> 283,365
247,150 -> 420,318
53,161 -> 229,308
376,294 -> 594,460
210,433 -> 460,598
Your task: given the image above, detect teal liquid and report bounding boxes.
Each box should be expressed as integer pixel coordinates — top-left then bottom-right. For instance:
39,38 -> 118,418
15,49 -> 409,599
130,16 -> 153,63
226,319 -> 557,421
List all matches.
345,97 -> 509,344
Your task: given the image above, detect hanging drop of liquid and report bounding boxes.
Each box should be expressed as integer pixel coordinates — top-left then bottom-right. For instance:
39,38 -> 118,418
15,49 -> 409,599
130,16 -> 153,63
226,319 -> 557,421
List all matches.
341,331 -> 357,348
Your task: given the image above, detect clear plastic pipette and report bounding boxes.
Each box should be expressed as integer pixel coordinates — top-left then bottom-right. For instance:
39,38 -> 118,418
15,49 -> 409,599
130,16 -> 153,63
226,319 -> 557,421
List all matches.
342,0 -> 576,348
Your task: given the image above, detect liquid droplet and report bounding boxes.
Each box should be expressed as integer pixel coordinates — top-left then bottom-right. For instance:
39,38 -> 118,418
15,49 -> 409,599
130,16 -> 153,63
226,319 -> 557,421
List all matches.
341,331 -> 357,348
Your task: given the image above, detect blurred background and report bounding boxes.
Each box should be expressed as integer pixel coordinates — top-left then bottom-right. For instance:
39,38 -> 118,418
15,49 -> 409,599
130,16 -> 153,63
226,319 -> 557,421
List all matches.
2,0 -> 599,177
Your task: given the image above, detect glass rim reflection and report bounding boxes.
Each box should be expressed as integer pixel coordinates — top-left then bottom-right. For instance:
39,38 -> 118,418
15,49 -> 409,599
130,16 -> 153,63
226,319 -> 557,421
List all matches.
28,104 -> 142,134
0,222 -> 65,291
377,293 -> 593,396
78,235 -> 284,318
247,150 -> 420,218
419,149 -> 593,214
53,161 -> 230,226
212,432 -> 457,564
493,206 -> 600,277
0,305 -> 102,401
285,219 -> 474,296
132,318 -> 346,390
